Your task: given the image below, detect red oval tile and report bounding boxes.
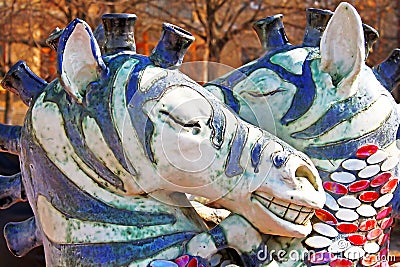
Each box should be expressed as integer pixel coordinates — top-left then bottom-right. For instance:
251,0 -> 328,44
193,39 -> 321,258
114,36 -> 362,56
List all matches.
371,172 -> 392,187
380,217 -> 393,230
359,219 -> 377,231
359,191 -> 380,202
336,222 -> 358,233
324,181 -> 348,195
348,234 -> 367,245
378,233 -> 389,246
380,178 -> 398,194
356,144 -> 379,159
330,258 -> 353,267
309,251 -> 335,264
315,209 -> 338,225
175,255 -> 190,267
361,254 -> 378,266
367,228 -> 383,240
349,180 -> 370,193
376,207 -> 392,220
187,257 -> 198,267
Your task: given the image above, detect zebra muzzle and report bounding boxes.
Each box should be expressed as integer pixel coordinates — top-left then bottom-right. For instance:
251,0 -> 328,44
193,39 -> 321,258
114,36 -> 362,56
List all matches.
252,192 -> 315,225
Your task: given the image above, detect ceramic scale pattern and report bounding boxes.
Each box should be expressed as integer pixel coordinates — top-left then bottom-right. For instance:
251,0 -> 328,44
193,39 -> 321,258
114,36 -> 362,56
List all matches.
305,144 -> 398,266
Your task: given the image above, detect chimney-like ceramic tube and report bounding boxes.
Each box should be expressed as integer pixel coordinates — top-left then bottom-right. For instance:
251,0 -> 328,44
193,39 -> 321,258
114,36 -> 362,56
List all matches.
46,27 -> 64,51
253,14 -> 290,52
149,23 -> 195,69
1,61 -> 47,106
363,23 -> 379,59
302,8 -> 333,47
102,13 -> 137,54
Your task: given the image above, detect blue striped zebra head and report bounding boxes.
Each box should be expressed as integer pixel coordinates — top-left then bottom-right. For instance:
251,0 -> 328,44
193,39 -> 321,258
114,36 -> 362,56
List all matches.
0,15 -> 326,251
54,18 -> 325,237
205,2 -> 400,174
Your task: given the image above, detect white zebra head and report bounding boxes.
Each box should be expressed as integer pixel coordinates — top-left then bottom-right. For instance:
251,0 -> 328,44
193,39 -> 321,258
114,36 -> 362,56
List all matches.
56,18 -> 325,237
205,2 -> 400,173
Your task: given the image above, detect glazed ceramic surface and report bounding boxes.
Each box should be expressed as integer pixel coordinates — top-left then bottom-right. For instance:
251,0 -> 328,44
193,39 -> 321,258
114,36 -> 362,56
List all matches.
204,3 -> 400,266
0,12 -> 324,267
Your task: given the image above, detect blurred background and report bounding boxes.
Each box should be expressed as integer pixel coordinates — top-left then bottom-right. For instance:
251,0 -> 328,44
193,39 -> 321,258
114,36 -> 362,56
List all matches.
0,0 -> 398,266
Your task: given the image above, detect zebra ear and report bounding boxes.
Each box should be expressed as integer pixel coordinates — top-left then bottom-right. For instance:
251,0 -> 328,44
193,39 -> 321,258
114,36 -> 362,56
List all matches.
320,2 -> 365,96
57,19 -> 107,104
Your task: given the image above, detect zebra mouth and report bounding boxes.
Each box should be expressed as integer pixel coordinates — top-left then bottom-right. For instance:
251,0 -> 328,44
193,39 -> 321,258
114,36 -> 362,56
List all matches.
252,192 -> 315,225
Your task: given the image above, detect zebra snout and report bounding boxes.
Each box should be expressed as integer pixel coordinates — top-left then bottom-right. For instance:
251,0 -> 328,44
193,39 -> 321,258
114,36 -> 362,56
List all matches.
295,165 -> 319,191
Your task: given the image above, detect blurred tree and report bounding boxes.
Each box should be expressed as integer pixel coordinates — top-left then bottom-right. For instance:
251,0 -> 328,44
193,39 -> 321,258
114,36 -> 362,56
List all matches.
0,0 -> 398,74
135,0 -> 312,62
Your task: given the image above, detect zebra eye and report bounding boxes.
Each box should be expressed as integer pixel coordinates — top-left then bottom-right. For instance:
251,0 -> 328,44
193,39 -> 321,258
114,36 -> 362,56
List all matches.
272,152 -> 288,168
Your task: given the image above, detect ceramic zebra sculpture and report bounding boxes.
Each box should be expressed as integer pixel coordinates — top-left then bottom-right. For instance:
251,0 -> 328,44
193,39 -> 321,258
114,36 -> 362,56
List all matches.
0,13 -> 325,267
204,2 -> 400,266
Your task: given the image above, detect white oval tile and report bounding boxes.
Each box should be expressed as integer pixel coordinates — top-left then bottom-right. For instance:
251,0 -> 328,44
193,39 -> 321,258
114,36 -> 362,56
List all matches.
381,157 -> 399,172
367,150 -> 388,164
337,195 -> 361,209
363,242 -> 380,254
358,165 -> 380,179
374,193 -> 393,208
342,158 -> 367,171
356,204 -> 377,217
336,208 -> 359,221
305,236 -> 332,249
330,172 -> 356,183
325,192 -> 339,211
210,254 -> 223,267
313,222 -> 338,238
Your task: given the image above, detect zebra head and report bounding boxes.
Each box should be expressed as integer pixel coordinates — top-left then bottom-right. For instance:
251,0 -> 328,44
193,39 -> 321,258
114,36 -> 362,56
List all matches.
48,18 -> 325,238
205,2 -> 400,173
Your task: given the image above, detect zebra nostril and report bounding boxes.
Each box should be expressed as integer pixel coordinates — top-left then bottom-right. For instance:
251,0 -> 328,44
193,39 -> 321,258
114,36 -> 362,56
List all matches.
272,151 -> 288,168
295,165 -> 319,191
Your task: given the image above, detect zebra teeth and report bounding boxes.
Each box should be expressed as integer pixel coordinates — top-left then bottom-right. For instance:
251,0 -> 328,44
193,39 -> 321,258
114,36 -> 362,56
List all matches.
252,192 -> 315,225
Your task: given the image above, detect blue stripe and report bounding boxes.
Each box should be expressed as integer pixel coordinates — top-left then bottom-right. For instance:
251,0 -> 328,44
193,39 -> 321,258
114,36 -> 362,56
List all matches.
125,55 -> 152,102
127,64 -> 229,162
49,232 -> 196,266
207,47 -> 316,125
126,68 -> 175,163
45,56 -> 135,190
251,133 -> 270,173
125,56 -> 157,162
209,101 -> 226,149
22,135 -> 176,227
215,84 -> 240,113
225,122 -> 248,177
292,91 -> 379,139
278,58 -> 316,125
208,225 -> 227,249
305,110 -> 397,160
